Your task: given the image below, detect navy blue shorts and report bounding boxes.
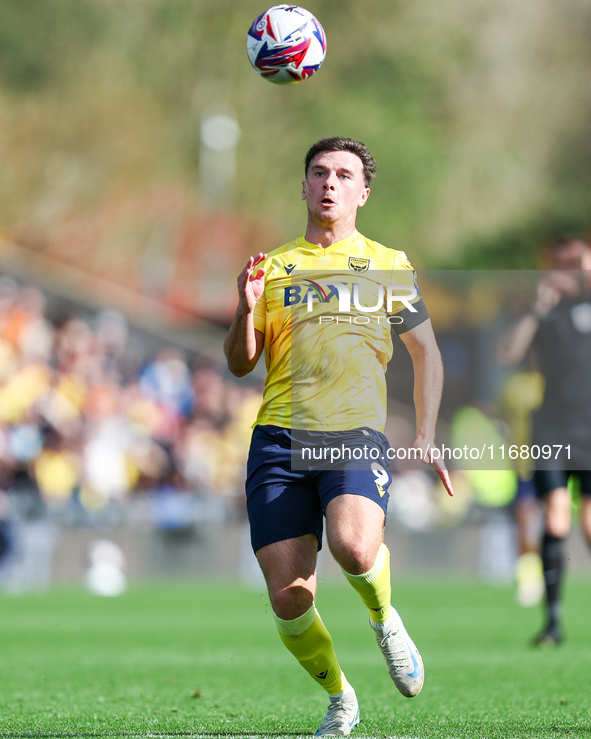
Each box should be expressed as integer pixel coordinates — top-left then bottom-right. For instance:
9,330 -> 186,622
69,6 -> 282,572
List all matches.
514,475 -> 538,502
245,425 -> 392,553
533,469 -> 591,498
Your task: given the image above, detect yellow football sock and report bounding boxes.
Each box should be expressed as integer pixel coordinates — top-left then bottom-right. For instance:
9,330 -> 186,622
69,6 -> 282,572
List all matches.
274,605 -> 347,696
342,543 -> 391,624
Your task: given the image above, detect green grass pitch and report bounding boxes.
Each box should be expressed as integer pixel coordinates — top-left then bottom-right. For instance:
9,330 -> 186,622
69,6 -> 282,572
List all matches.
0,577 -> 589,738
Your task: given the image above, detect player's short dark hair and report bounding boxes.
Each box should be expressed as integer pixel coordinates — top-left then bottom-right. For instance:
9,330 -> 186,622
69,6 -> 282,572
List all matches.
551,234 -> 590,251
304,137 -> 377,187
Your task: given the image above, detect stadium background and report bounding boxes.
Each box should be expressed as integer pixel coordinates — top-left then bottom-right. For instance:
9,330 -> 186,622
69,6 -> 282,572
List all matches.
0,3 -> 589,593
1,3 -> 591,738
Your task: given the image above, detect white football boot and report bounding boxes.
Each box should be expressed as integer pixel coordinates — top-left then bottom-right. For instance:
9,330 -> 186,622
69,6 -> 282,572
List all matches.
315,685 -> 360,736
371,606 -> 424,697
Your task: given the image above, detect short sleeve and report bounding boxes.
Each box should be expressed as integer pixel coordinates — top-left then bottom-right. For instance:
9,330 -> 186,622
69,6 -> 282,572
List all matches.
392,299 -> 430,334
253,291 -> 267,334
389,251 -> 429,335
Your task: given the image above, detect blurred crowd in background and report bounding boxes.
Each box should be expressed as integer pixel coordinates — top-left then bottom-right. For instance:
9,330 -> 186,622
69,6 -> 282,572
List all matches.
0,273 -> 262,588
2,2 -> 591,601
0,268 -> 584,595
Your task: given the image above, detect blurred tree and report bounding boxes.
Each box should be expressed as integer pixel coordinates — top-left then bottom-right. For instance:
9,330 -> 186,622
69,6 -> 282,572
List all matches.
1,0 -> 591,272
0,0 -> 102,90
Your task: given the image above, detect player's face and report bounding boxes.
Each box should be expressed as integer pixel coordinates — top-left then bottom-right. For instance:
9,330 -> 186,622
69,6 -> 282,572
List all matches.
553,241 -> 591,271
302,150 -> 370,225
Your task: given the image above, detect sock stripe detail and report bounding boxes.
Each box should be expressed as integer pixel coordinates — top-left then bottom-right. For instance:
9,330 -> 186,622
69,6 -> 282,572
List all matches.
274,604 -> 317,636
342,542 -> 387,584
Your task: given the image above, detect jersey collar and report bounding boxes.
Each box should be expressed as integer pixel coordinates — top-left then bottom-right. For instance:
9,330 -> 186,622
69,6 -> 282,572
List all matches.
301,230 -> 361,255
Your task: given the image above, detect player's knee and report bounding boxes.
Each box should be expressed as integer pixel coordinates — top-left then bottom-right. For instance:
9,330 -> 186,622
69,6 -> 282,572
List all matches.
270,584 -> 314,620
545,512 -> 570,538
545,520 -> 570,538
581,501 -> 591,544
331,539 -> 376,575
545,493 -> 571,537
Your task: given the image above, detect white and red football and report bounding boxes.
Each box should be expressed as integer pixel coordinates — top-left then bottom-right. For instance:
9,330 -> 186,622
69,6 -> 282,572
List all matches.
246,4 -> 327,85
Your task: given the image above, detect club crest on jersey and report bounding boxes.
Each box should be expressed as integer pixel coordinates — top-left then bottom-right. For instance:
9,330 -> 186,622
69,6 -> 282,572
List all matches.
348,257 -> 370,273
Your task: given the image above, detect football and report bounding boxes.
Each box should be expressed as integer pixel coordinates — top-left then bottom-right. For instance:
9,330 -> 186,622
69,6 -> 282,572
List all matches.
246,4 -> 327,84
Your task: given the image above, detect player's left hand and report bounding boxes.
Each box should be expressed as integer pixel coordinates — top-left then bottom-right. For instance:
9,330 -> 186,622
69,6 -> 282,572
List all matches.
414,439 -> 454,497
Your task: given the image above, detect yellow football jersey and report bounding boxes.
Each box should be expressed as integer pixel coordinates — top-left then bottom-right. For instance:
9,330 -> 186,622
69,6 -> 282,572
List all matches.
253,230 -> 427,432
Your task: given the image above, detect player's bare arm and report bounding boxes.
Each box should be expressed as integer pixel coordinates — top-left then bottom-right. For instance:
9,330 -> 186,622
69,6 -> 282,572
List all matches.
224,253 -> 267,377
400,319 -> 454,496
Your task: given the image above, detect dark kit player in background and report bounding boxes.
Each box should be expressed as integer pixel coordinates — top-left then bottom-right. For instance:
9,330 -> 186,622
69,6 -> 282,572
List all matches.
503,236 -> 591,646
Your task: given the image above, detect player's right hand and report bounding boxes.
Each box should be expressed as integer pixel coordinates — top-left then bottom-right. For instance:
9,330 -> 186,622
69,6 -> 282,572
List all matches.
237,253 -> 267,313
533,271 -> 578,318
